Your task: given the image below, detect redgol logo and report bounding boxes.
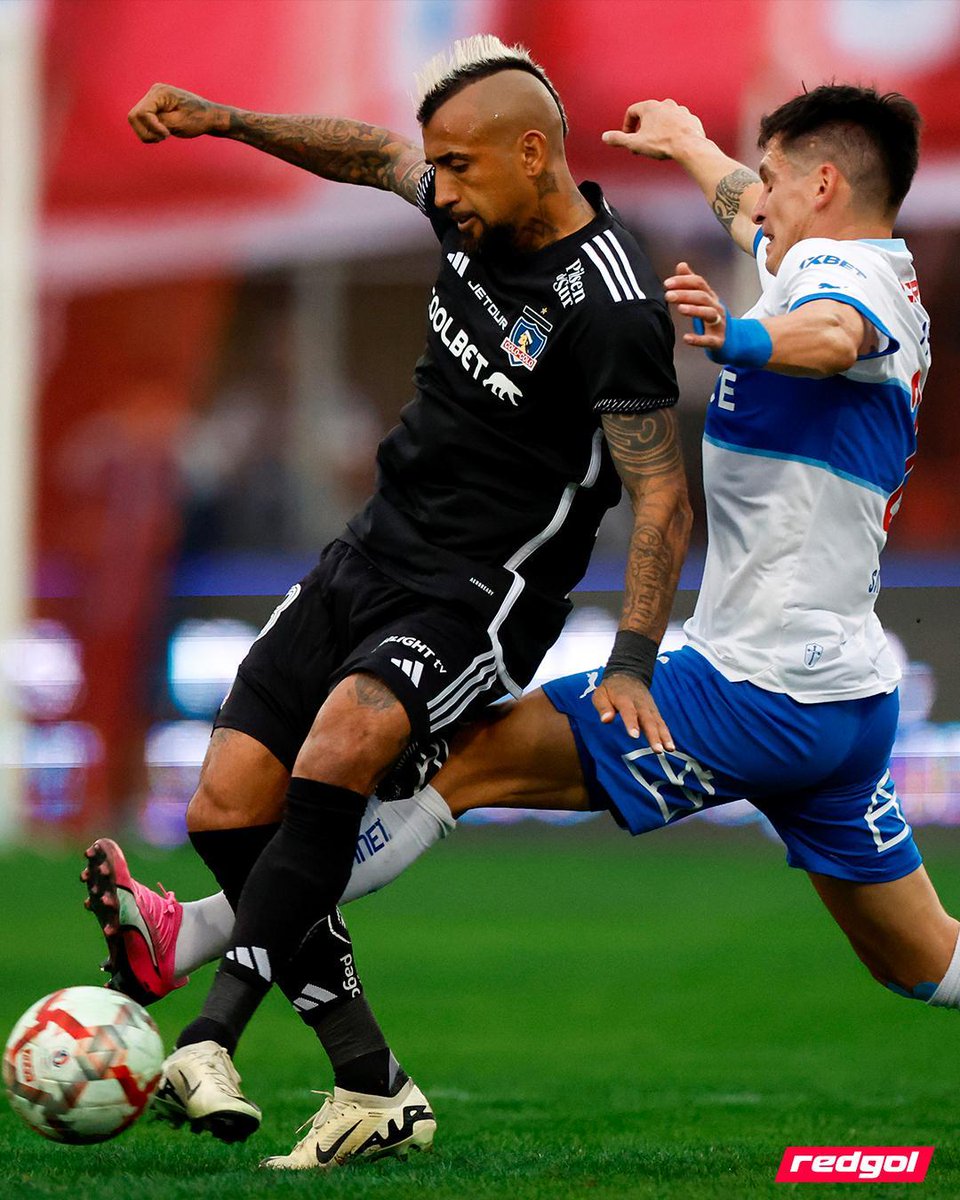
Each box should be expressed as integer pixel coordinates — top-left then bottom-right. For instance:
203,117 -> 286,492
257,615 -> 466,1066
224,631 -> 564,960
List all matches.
776,1146 -> 933,1183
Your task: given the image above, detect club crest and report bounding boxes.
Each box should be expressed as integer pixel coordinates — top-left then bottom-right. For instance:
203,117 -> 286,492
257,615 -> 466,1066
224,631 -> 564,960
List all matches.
501,306 -> 552,371
804,642 -> 824,668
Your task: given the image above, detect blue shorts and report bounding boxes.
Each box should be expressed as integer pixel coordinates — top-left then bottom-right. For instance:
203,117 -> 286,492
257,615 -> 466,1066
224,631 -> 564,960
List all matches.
543,645 -> 921,884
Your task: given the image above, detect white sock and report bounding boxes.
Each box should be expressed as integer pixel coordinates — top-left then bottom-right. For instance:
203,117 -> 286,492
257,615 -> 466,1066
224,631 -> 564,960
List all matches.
171,785 -> 456,974
174,892 -> 235,976
340,785 -> 456,903
928,929 -> 960,1008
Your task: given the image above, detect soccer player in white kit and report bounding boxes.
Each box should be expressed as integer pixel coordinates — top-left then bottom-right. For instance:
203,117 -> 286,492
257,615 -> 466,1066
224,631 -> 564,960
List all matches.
86,85 -> 960,1101
529,83 -> 958,1011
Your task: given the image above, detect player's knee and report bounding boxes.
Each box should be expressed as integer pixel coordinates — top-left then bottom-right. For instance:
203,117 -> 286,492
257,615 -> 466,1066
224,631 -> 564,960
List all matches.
186,727 -> 290,831
187,771 -> 255,832
295,677 -> 412,791
296,723 -> 405,793
187,776 -> 229,831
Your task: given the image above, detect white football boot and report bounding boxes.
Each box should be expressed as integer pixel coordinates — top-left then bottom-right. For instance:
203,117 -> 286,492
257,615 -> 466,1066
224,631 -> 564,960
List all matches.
260,1077 -> 435,1169
153,1040 -> 261,1143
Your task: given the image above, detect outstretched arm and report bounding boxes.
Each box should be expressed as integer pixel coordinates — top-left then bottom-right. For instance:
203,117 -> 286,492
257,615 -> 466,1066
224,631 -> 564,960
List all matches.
665,262 -> 874,377
603,100 -> 761,254
594,409 -> 693,751
128,83 -> 428,206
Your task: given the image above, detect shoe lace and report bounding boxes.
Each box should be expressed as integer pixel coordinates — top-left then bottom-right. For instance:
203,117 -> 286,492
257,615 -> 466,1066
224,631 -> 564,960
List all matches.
290,1091 -> 353,1151
154,882 -> 179,913
207,1045 -> 242,1090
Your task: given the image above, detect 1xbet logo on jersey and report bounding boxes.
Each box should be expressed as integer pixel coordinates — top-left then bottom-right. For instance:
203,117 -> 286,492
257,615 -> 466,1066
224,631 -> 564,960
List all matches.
502,306 -> 553,370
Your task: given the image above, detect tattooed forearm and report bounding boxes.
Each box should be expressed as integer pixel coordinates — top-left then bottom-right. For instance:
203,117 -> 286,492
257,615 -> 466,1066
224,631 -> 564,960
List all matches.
223,112 -> 427,204
711,167 -> 760,234
621,520 -> 680,634
602,410 -> 692,637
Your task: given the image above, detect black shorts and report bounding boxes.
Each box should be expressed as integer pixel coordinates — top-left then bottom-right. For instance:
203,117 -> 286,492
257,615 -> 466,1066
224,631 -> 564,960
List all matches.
216,540 -> 533,776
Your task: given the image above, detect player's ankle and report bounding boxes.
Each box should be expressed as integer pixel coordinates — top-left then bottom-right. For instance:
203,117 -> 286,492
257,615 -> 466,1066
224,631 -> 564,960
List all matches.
176,1017 -> 236,1052
334,1050 -> 408,1097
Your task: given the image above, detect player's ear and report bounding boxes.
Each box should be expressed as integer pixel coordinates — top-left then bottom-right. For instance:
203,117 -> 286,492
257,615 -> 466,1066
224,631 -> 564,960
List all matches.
520,130 -> 548,178
814,162 -> 842,211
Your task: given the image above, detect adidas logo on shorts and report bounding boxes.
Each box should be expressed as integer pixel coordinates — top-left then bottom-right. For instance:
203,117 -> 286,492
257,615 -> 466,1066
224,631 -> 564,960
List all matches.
391,658 -> 424,686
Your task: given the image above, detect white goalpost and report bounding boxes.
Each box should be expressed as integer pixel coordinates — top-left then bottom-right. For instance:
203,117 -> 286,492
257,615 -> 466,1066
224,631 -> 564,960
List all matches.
0,0 -> 40,840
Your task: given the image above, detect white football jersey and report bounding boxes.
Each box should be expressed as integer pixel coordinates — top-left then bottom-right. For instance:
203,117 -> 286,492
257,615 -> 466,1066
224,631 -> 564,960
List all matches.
684,234 -> 931,701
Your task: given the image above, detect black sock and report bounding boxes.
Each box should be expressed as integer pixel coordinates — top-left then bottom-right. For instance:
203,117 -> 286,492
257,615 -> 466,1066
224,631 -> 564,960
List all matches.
311,996 -> 407,1096
335,1047 -> 408,1097
277,910 -> 405,1095
176,969 -> 265,1054
277,907 -> 362,1016
177,778 -> 367,1055
189,823 -> 280,910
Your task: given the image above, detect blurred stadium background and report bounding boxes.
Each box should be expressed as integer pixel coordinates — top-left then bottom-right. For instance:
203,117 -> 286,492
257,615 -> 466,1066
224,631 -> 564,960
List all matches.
2,0 -> 960,844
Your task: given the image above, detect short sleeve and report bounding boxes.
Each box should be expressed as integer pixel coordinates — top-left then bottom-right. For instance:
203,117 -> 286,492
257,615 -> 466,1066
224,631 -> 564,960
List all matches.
572,299 -> 679,414
778,240 -> 900,360
415,166 -> 453,243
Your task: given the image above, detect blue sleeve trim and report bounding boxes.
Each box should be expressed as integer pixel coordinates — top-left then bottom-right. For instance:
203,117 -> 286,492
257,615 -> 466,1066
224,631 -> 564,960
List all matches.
788,292 -> 900,360
752,228 -> 764,257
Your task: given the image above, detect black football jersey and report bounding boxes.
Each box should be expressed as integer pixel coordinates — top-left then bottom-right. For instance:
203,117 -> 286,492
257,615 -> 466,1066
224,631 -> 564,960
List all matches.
343,174 -> 678,674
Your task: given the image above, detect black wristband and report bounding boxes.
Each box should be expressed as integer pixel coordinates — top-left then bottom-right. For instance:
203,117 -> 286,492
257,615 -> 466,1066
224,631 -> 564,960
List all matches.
603,630 -> 659,688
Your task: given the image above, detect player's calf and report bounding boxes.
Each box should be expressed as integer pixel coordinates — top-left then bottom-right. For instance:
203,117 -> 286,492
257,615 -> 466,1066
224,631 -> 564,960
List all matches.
810,868 -> 960,1008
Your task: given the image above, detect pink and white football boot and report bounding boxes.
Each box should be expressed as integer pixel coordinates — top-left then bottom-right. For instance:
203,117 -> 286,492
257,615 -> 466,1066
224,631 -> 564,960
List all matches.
81,837 -> 188,1006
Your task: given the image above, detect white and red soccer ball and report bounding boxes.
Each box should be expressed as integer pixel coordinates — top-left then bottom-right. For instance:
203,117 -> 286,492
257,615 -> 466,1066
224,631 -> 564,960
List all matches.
3,986 -> 164,1143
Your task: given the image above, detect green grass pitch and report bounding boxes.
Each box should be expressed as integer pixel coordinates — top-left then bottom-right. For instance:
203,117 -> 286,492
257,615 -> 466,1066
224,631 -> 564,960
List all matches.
1,820 -> 958,1198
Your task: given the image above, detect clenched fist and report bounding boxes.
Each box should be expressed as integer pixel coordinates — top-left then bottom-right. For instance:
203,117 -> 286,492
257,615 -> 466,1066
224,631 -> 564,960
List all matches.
602,99 -> 706,161
127,83 -> 231,143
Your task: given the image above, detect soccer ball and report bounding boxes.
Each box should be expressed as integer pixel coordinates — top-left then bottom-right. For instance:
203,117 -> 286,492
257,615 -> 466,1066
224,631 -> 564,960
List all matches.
3,986 -> 164,1143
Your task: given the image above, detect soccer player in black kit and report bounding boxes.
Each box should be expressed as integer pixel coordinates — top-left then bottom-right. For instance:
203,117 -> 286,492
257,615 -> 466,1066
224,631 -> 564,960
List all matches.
88,35 -> 691,1169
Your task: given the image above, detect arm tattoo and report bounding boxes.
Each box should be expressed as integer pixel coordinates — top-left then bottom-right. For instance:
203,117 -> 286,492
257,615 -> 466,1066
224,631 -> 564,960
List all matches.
601,410 -> 691,638
601,409 -> 682,479
711,167 -> 760,234
224,112 -> 427,205
352,673 -> 403,712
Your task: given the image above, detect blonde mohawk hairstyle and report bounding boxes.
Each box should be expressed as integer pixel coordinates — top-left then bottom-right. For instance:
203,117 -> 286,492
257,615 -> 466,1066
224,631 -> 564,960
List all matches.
415,34 -> 568,135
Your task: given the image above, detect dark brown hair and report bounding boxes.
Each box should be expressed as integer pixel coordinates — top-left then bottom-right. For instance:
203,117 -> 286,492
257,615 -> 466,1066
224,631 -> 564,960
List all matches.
759,84 -> 921,211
